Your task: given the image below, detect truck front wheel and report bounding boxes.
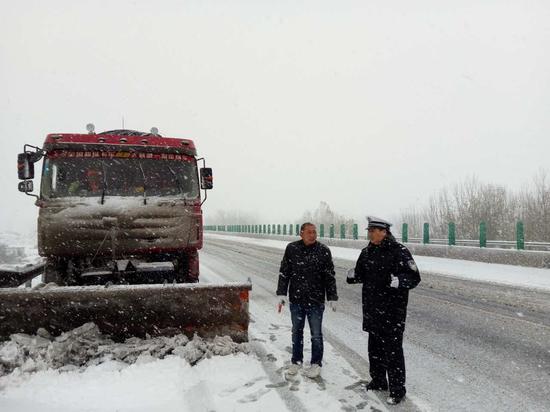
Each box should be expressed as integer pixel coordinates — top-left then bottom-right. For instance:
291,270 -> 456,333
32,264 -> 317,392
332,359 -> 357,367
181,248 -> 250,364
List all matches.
175,250 -> 199,283
43,257 -> 68,285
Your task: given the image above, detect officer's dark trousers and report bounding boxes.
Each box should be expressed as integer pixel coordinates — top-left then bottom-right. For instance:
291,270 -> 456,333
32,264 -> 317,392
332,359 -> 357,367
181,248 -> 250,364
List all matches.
368,329 -> 406,395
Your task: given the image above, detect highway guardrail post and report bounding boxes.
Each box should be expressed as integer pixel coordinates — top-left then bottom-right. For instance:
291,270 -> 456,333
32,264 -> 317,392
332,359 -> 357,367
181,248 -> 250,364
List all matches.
423,223 -> 430,244
479,222 -> 487,248
448,222 -> 456,246
516,221 -> 525,250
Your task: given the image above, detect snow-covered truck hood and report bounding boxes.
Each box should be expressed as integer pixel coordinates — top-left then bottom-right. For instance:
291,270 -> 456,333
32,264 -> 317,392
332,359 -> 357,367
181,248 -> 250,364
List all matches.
37,196 -> 201,257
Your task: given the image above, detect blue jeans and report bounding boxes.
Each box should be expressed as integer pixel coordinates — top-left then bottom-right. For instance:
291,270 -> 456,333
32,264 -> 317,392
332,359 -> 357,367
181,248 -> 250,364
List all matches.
289,303 -> 325,366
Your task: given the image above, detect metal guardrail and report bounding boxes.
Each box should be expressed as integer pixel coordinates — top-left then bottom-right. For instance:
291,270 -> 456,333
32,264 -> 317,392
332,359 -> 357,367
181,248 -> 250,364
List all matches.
403,237 -> 550,251
337,235 -> 550,251
206,227 -> 550,252
206,220 -> 550,251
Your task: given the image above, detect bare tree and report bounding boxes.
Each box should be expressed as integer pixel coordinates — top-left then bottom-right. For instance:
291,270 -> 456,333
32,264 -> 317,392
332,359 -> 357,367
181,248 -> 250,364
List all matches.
400,175 -> 527,241
302,201 -> 355,237
396,207 -> 425,238
519,169 -> 550,242
206,209 -> 260,226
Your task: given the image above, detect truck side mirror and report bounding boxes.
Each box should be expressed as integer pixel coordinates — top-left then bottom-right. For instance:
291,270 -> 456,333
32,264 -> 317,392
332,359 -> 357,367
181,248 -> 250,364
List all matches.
200,168 -> 213,190
17,153 -> 35,180
18,180 -> 34,193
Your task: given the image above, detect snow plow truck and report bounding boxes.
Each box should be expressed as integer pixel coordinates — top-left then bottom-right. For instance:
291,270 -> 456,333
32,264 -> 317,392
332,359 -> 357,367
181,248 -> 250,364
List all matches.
0,126 -> 251,342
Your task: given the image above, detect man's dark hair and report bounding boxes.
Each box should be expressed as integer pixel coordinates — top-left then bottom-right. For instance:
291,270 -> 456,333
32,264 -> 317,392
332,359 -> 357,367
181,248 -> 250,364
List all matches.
300,222 -> 316,232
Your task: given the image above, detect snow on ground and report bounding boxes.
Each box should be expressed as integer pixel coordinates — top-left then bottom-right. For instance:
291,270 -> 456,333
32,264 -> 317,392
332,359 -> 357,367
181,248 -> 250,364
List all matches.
205,233 -> 550,292
0,257 -> 384,412
199,260 -> 388,411
0,351 -> 281,412
0,321 -> 287,412
0,231 -> 41,272
9,230 -> 540,411
2,233 -> 546,411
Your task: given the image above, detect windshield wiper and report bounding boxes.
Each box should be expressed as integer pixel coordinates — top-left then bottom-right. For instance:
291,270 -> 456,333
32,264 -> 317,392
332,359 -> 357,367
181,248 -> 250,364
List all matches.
166,164 -> 185,197
100,162 -> 108,205
138,160 -> 147,205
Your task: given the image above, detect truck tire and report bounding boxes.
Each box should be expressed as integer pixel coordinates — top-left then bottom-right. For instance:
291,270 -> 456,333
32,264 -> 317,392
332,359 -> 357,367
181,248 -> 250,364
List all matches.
174,250 -> 199,283
43,257 -> 68,285
185,249 -> 199,283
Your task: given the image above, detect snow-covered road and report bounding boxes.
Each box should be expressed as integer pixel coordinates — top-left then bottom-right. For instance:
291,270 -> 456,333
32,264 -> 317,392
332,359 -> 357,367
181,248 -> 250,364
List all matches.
200,252 -> 391,412
1,233 -> 549,411
205,233 -> 550,292
0,234 -> 387,412
202,234 -> 550,412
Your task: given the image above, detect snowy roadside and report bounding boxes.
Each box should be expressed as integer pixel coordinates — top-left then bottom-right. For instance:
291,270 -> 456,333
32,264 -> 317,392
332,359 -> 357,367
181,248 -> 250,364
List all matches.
0,320 -> 291,412
205,233 -> 550,292
0,236 -> 293,412
2,231 -> 544,411
0,324 -> 267,412
0,259 -> 389,412
0,231 -> 42,273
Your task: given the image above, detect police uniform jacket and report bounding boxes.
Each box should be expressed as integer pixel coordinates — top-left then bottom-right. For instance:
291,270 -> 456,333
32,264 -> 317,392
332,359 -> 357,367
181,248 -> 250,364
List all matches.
348,235 -> 420,333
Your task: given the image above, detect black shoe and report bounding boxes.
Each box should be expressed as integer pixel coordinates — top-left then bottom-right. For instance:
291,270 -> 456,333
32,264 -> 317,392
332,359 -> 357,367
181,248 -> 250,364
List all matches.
386,391 -> 405,405
366,380 -> 388,391
386,395 -> 404,405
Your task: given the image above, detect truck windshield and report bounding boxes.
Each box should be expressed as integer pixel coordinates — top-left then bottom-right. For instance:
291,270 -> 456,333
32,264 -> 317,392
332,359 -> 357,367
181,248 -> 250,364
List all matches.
41,155 -> 199,199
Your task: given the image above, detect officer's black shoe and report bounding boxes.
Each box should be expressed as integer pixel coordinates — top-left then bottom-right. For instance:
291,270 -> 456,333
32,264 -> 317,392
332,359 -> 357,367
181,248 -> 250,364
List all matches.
366,380 -> 388,391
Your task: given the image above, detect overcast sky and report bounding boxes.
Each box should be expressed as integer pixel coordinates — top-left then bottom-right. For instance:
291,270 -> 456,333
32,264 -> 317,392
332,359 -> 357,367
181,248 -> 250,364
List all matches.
1,0 -> 549,233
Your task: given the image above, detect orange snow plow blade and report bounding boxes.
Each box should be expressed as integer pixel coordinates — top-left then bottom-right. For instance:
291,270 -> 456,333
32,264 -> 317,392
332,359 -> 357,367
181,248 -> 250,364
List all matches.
0,283 -> 251,343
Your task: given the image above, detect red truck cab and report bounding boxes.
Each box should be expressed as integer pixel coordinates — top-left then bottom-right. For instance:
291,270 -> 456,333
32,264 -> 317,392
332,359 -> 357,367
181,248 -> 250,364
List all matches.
17,128 -> 213,285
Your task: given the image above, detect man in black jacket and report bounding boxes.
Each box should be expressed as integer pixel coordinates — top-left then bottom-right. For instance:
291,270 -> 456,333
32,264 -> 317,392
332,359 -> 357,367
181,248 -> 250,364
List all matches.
347,217 -> 420,405
277,222 -> 338,379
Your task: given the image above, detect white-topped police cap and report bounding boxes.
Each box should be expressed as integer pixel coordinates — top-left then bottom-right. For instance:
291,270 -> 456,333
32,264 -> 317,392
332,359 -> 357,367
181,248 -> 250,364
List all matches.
366,216 -> 392,230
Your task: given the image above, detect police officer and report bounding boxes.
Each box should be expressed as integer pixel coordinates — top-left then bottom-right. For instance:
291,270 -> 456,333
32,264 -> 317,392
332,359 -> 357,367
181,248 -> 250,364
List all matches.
347,217 -> 420,405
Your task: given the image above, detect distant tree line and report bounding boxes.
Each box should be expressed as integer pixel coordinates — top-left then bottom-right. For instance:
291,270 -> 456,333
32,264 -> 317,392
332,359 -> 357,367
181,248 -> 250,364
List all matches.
399,170 -> 550,242
301,201 -> 356,237
206,209 -> 260,226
